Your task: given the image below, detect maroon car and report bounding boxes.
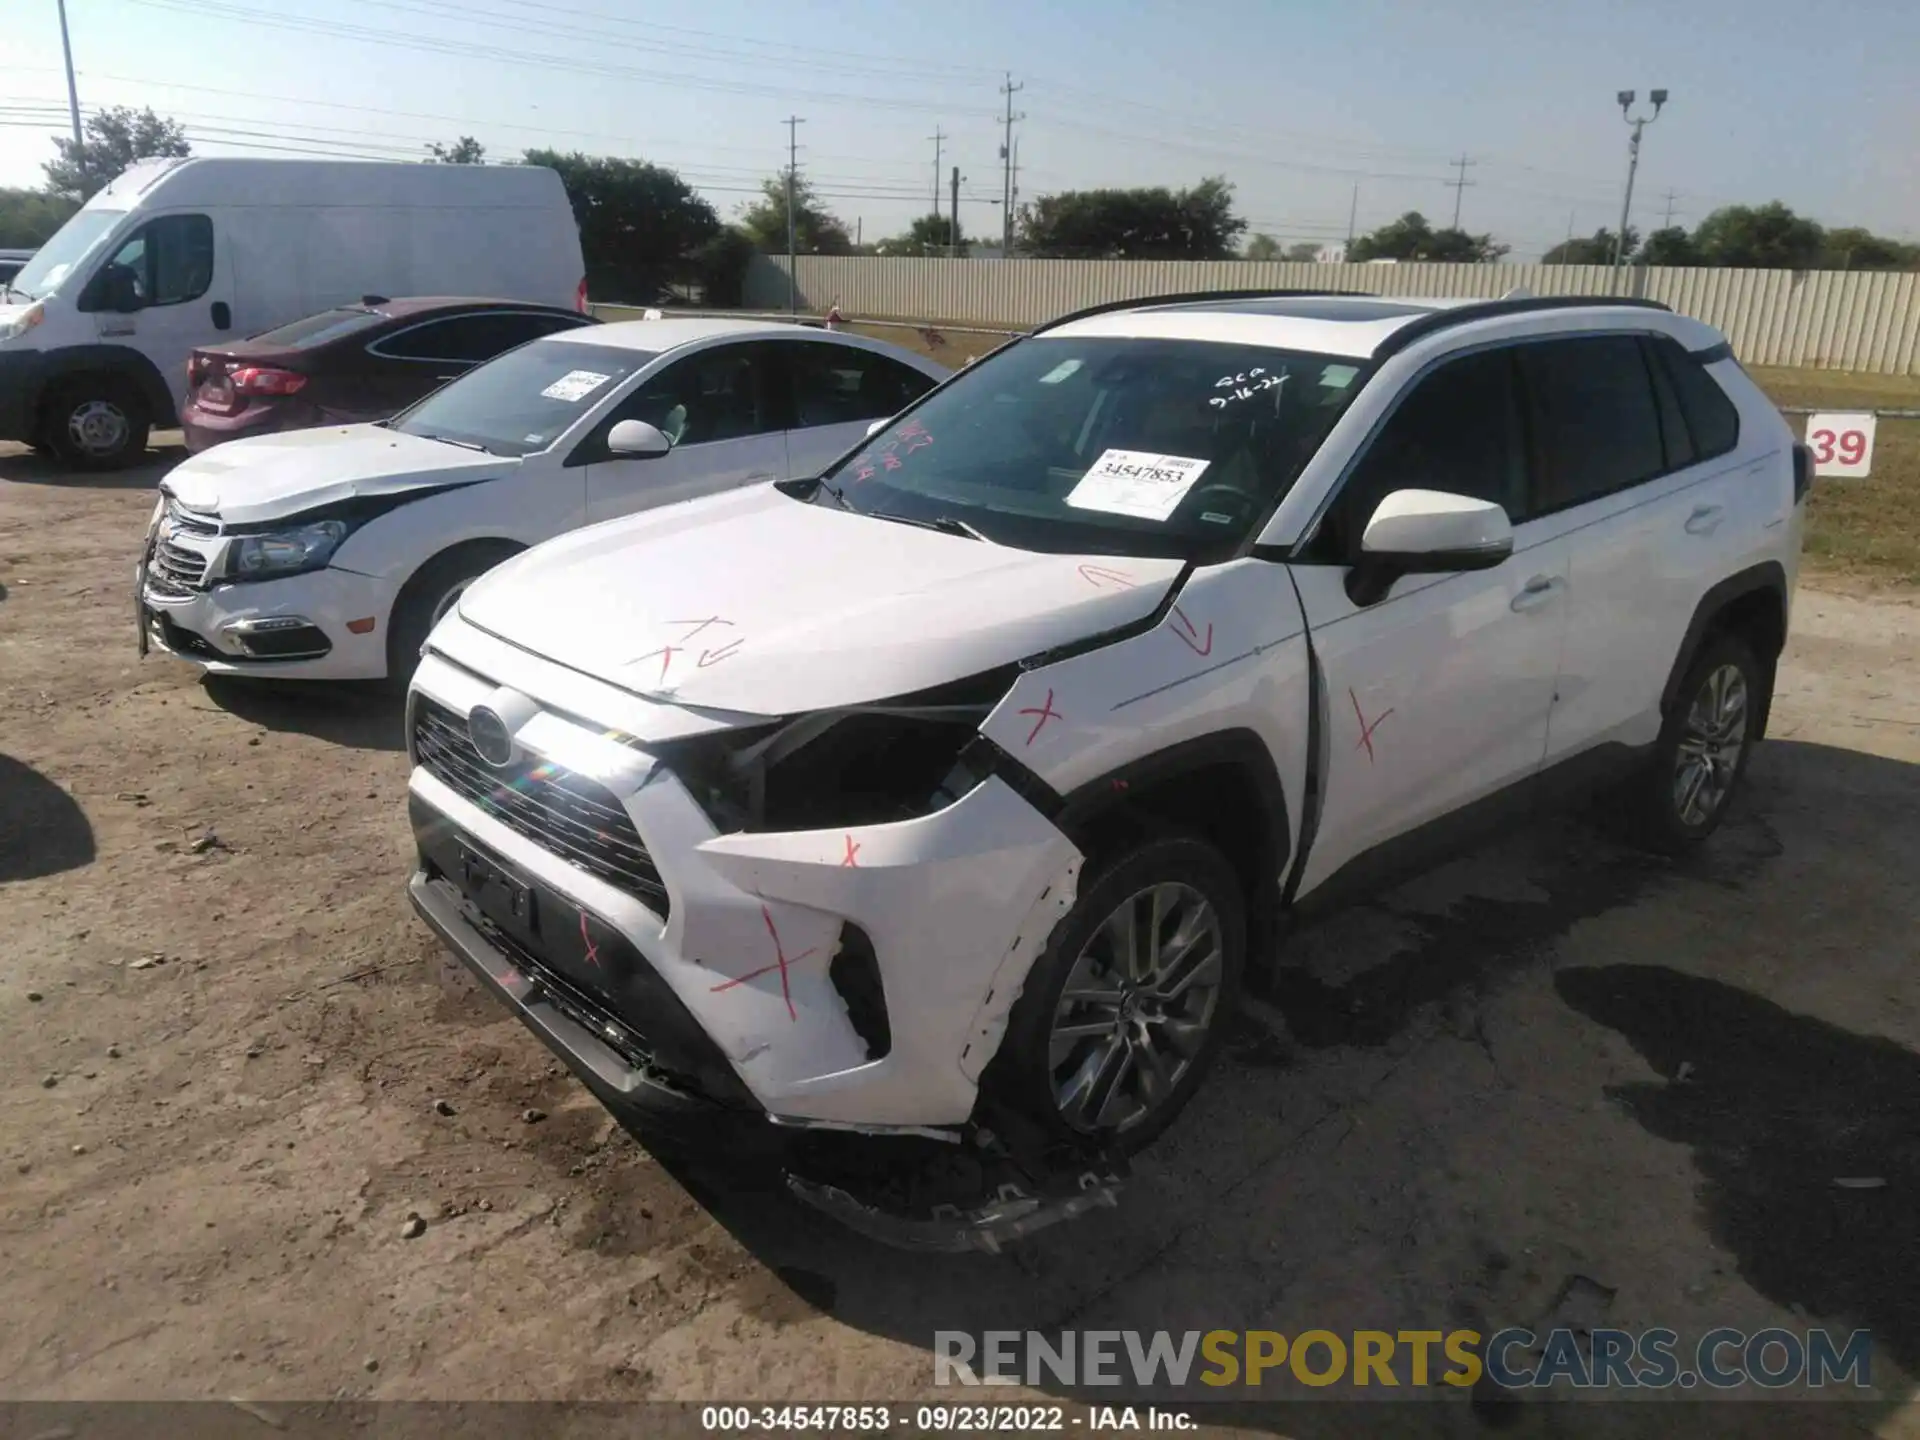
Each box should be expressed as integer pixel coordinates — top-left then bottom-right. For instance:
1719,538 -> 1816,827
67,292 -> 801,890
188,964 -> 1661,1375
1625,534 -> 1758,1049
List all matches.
180,297 -> 597,452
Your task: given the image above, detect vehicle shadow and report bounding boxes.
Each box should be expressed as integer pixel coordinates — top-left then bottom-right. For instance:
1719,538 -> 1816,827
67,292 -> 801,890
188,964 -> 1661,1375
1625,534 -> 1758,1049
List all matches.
200,675 -> 406,753
583,738 -> 1917,1436
0,753 -> 95,882
0,439 -> 185,491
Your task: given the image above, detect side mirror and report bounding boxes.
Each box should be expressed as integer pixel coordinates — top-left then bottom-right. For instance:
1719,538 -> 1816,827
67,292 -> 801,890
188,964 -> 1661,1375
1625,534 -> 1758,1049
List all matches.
865,418 -> 889,438
606,418 -> 671,458
1348,488 -> 1512,606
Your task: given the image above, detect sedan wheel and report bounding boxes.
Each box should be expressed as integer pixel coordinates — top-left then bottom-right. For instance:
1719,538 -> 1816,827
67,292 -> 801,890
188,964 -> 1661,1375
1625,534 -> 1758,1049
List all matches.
1048,881 -> 1226,1137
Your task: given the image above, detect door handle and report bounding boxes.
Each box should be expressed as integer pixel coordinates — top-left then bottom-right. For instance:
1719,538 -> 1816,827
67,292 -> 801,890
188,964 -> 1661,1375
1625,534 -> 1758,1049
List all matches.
1510,574 -> 1564,613
1684,504 -> 1726,536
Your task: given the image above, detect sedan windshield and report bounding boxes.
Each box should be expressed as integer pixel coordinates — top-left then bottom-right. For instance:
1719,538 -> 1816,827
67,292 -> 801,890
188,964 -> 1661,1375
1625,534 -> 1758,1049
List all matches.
390,339 -> 655,457
820,336 -> 1368,560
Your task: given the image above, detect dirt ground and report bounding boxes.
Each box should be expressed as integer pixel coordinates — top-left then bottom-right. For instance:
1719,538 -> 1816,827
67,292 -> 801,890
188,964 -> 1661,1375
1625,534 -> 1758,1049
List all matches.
3,435 -> 1919,1436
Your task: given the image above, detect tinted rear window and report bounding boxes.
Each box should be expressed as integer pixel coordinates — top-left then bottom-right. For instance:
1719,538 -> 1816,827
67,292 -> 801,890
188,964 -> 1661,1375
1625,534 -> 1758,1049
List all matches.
251,308 -> 388,350
1521,336 -> 1666,512
1650,336 -> 1741,461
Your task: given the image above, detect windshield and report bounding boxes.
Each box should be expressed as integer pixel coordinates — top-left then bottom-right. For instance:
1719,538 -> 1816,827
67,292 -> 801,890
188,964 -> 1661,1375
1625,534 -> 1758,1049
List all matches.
390,339 -> 655,457
7,210 -> 125,301
820,336 -> 1368,560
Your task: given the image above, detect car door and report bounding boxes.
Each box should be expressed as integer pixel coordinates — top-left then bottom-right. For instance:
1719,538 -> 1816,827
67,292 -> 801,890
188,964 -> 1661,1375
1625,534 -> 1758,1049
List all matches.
577,341 -> 788,523
1524,332 -> 1757,766
78,212 -> 228,411
1287,343 -> 1571,899
780,338 -> 940,476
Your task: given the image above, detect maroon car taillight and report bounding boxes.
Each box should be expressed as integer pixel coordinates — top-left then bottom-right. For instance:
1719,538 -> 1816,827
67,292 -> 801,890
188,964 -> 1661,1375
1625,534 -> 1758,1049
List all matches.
230,367 -> 309,396
575,276 -> 589,314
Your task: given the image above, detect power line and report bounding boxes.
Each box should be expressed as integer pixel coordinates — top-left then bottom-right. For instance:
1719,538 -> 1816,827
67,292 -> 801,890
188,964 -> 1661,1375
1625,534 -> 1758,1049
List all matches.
1446,154 -> 1477,228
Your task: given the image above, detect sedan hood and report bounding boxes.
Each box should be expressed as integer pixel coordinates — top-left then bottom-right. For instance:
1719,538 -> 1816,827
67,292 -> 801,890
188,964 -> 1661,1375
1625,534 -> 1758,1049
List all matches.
162,425 -> 511,525
458,484 -> 1187,715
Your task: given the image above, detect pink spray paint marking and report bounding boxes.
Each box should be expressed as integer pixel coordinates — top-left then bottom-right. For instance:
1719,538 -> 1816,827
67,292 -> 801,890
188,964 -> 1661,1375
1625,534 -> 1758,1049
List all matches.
1170,605 -> 1214,656
697,638 -> 744,668
579,912 -> 602,969
841,835 -> 861,867
1077,563 -> 1136,591
708,905 -> 817,1023
1019,688 -> 1063,746
1350,687 -> 1395,766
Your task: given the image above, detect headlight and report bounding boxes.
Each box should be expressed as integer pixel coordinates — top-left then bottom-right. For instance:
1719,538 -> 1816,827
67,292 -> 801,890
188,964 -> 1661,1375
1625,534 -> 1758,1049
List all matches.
226,519 -> 353,580
0,302 -> 44,343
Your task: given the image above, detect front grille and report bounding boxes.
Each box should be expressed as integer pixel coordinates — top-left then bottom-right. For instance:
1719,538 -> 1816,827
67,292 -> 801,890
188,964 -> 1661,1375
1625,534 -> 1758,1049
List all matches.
413,699 -> 669,916
147,539 -> 210,597
167,504 -> 221,537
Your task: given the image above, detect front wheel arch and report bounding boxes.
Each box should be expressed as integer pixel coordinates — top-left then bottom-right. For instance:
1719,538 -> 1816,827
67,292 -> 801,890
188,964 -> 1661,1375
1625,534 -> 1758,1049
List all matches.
383,538 -> 524,686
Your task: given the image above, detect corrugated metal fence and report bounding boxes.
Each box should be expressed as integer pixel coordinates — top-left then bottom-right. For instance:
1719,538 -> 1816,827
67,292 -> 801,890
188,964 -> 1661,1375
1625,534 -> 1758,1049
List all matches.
744,257 -> 1920,374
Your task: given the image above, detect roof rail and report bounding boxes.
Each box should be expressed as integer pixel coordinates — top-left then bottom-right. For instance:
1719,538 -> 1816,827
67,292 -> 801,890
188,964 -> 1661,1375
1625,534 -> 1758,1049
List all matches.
1030,288 -> 1379,336
1370,293 -> 1672,360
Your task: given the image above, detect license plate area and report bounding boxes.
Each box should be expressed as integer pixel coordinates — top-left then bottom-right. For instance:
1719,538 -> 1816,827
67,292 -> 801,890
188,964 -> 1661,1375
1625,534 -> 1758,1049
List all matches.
455,840 -> 537,942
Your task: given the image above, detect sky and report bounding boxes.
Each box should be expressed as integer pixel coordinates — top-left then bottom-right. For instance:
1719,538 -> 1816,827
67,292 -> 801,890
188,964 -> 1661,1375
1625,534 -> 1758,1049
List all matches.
3,0 -> 1916,261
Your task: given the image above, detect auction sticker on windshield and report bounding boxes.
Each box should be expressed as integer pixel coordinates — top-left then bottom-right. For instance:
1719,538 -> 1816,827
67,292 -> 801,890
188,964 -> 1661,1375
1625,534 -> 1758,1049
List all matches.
1066,449 -> 1211,521
540,369 -> 611,403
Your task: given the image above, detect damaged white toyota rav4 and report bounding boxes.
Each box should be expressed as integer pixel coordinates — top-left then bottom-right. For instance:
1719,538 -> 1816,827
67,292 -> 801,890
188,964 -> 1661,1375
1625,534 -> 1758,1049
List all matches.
405,291 -> 1806,1248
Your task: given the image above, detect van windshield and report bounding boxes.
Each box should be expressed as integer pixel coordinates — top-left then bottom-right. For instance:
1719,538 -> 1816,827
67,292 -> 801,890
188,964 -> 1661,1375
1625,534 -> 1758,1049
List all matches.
6,210 -> 124,302
817,336 -> 1369,561
390,339 -> 655,457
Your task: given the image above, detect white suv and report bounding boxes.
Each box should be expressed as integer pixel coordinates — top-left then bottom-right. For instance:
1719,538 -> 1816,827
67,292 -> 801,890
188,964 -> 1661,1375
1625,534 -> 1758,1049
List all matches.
404,292 -> 1805,1243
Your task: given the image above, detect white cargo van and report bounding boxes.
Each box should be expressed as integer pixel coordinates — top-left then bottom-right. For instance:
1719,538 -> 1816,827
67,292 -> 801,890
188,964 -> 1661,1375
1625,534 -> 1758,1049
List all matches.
0,157 -> 586,468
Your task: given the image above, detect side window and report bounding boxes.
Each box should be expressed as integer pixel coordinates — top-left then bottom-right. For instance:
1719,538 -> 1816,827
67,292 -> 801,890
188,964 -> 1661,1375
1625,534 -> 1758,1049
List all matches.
615,343 -> 772,446
1314,347 -> 1525,560
789,342 -> 934,427
1649,336 -> 1740,461
80,214 -> 213,310
381,313 -> 579,365
1520,336 -> 1666,512
1641,337 -> 1695,470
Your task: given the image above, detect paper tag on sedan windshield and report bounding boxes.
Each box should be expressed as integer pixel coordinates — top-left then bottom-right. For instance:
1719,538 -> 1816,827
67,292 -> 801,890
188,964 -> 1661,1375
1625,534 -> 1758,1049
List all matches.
541,369 -> 610,403
1066,449 -> 1210,522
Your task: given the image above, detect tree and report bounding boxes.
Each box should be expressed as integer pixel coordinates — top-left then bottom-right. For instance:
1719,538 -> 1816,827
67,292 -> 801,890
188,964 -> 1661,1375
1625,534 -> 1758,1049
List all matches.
523,149 -> 721,302
1820,227 -> 1919,271
1542,226 -> 1638,265
1691,202 -> 1826,270
0,187 -> 79,249
737,170 -> 853,255
875,213 -> 966,256
1244,233 -> 1281,261
1348,211 -> 1507,263
1283,241 -> 1322,262
43,106 -> 190,202
1018,176 -> 1246,259
1636,227 -> 1701,267
426,136 -> 486,164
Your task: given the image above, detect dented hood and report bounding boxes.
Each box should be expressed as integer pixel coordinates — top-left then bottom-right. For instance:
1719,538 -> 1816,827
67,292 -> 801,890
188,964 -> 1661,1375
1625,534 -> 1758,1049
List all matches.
457,484 -> 1185,715
162,425 -> 511,526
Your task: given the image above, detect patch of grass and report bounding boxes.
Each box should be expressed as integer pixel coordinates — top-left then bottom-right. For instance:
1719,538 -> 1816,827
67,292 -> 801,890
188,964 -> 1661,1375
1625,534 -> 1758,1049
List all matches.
1748,367 -> 1920,413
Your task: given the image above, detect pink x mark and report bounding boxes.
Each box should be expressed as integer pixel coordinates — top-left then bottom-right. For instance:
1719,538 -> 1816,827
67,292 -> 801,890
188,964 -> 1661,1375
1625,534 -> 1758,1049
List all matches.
1170,605 -> 1213,656
1019,687 -> 1063,746
1350,687 -> 1395,766
579,912 -> 602,968
708,905 -> 816,1022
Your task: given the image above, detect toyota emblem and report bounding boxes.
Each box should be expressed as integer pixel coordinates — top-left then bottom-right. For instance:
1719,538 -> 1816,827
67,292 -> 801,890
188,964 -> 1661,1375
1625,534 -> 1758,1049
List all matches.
467,706 -> 514,768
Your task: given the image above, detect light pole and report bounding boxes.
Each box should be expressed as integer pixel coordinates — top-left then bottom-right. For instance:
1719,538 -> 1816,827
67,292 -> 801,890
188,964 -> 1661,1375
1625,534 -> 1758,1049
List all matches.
1611,88 -> 1667,270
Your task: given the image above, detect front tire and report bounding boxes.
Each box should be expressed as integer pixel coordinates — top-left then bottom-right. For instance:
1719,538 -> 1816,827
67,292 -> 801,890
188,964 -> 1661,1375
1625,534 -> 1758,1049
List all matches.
1617,631 -> 1763,852
384,544 -> 518,692
43,378 -> 151,470
993,833 -> 1246,1156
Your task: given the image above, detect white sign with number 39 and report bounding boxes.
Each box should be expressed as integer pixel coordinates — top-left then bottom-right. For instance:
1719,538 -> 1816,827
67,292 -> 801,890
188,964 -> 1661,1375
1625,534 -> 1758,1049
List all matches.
1805,412 -> 1876,479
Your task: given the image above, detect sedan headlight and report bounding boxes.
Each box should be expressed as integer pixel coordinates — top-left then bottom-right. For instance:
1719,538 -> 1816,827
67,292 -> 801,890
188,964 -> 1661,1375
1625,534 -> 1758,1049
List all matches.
0,302 -> 45,343
226,519 -> 354,581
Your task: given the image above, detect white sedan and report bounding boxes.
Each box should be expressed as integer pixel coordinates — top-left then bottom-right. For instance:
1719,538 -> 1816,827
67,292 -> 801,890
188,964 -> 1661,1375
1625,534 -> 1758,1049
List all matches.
135,317 -> 947,684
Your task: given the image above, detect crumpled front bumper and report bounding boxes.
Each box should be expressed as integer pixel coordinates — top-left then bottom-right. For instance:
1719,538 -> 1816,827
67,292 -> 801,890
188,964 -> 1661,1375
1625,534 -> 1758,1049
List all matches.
406,649 -> 1086,1132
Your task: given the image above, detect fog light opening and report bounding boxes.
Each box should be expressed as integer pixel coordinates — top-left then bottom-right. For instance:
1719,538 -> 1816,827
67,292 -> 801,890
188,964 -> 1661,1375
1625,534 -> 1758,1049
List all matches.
829,923 -> 891,1061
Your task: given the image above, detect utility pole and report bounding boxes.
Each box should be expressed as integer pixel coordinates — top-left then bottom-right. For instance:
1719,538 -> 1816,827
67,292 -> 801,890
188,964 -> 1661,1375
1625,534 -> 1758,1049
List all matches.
1611,88 -> 1667,269
783,115 -> 804,313
1345,183 -> 1358,249
928,128 -> 944,224
1446,154 -> 1477,229
1660,188 -> 1679,229
999,72 -> 1024,253
56,0 -> 84,153
950,165 -> 961,256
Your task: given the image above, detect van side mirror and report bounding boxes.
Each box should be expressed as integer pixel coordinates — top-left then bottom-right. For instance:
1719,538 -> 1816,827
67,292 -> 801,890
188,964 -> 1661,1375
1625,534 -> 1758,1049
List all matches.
606,418 -> 671,458
1347,488 -> 1512,606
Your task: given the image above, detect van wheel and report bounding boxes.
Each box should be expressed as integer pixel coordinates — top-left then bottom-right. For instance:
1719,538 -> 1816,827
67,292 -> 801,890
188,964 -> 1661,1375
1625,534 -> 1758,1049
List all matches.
44,379 -> 150,470
384,543 -> 519,691
991,833 -> 1245,1157
1616,631 -> 1763,853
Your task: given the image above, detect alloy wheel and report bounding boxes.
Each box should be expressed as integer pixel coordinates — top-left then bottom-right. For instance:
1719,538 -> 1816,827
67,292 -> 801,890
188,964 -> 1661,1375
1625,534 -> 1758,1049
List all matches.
1048,882 -> 1225,1136
1674,662 -> 1748,827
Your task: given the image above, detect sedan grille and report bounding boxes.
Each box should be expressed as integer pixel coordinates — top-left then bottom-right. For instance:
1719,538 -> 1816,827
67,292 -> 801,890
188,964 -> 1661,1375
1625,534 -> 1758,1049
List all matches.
147,539 -> 211,597
412,699 -> 669,916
